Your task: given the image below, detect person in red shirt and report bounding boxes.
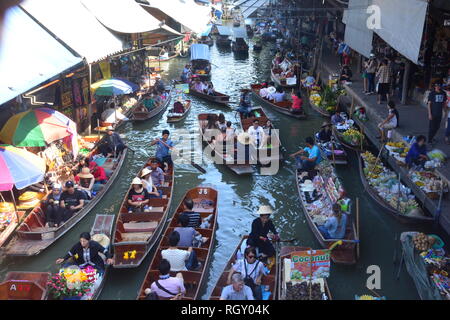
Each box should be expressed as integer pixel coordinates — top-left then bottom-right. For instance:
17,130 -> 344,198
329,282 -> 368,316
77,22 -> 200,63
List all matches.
90,162 -> 107,193
290,90 -> 303,114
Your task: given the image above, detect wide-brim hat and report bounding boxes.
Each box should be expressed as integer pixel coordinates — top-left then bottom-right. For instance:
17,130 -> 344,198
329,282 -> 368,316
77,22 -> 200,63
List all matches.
141,167 -> 152,177
92,233 -> 110,248
267,87 -> 276,94
78,167 -> 94,179
237,132 -> 254,145
132,177 -> 143,185
258,205 -> 274,215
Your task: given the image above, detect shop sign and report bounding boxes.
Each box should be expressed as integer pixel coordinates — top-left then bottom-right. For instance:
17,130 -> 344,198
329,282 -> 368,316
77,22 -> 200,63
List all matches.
290,250 -> 330,281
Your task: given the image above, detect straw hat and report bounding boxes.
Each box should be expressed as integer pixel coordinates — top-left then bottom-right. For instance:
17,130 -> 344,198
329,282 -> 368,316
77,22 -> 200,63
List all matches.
300,179 -> 315,192
141,167 -> 152,178
257,205 -> 274,215
78,167 -> 94,179
92,233 -> 110,248
132,177 -> 143,185
237,132 -> 254,145
267,87 -> 276,94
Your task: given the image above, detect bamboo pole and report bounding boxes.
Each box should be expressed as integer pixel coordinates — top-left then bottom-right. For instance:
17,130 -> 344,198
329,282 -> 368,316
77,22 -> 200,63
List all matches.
10,190 -> 20,223
369,143 -> 385,177
356,197 -> 360,260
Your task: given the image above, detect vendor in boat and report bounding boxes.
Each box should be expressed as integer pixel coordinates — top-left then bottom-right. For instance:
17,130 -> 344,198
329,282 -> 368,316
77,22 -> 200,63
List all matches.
60,181 -> 85,222
405,135 -> 429,168
318,122 -> 333,142
56,232 -> 113,274
220,273 -> 255,300
99,127 -> 126,157
237,89 -> 252,118
289,136 -> 322,171
151,129 -> 174,170
173,97 -> 185,114
247,205 -> 279,260
140,167 -> 163,199
331,110 -> 345,126
127,177 -> 150,213
317,203 -> 348,240
147,259 -> 185,300
44,184 -> 64,228
290,90 -> 303,114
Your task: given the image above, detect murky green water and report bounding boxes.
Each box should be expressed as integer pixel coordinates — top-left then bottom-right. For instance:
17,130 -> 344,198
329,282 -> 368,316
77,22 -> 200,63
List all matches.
1,36 -> 444,300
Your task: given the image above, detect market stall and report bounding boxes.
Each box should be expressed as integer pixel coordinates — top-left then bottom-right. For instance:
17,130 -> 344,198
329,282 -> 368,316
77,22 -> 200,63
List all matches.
332,114 -> 366,152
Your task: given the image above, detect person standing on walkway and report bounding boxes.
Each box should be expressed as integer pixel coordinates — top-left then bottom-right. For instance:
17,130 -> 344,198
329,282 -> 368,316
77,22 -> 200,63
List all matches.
376,59 -> 391,104
365,54 -> 377,95
428,82 -> 447,144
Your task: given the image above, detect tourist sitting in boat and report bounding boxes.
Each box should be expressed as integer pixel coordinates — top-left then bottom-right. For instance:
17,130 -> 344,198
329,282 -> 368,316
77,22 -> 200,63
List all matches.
206,83 -> 215,96
225,121 -> 236,142
99,127 -> 126,157
75,157 -> 90,175
140,168 -> 162,199
259,83 -> 269,99
193,79 -> 207,93
140,93 -> 156,112
317,203 -> 348,240
55,232 -> 113,274
148,259 -> 185,300
331,111 -> 345,126
289,136 -> 322,171
151,129 -> 174,169
248,119 -> 265,148
155,76 -> 166,94
147,159 -> 165,187
405,135 -> 429,168
271,87 -> 285,103
290,90 -> 303,114
237,89 -> 252,118
90,162 -> 108,192
216,113 -> 227,133
127,177 -> 150,213
101,103 -> 129,123
247,206 -> 279,260
75,167 -> 95,199
44,184 -> 63,228
60,181 -> 85,222
180,198 -> 201,228
318,122 -> 333,142
266,83 -> 276,100
173,98 -> 185,114
220,273 -> 254,300
161,231 -> 200,271
227,246 -> 264,300
175,213 -> 202,247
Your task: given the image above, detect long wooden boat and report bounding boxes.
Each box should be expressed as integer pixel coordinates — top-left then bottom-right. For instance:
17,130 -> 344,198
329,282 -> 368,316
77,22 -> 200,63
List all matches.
239,107 -> 283,164
5,144 -> 127,256
198,113 -> 255,175
148,53 -> 179,64
232,40 -> 249,53
332,126 -> 365,152
250,84 -> 307,120
295,167 -> 358,265
358,153 -> 433,224
277,246 -> 332,300
216,36 -> 232,47
0,210 -> 26,249
167,100 -> 192,123
307,95 -> 332,118
131,88 -> 172,122
209,235 -> 278,300
112,157 -> 174,268
271,68 -> 297,89
0,271 -> 50,300
189,86 -> 230,106
137,186 -> 218,300
94,98 -> 142,132
314,133 -> 348,165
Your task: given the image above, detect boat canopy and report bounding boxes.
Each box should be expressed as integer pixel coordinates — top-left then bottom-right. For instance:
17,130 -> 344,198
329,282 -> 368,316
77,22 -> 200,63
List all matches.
232,27 -> 248,39
217,25 -> 232,36
190,44 -> 211,61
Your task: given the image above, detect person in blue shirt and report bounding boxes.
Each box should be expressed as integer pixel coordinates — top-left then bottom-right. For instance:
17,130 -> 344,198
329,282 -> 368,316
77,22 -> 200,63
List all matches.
318,203 -> 348,239
151,129 -> 174,170
405,135 -> 429,168
289,136 -> 321,171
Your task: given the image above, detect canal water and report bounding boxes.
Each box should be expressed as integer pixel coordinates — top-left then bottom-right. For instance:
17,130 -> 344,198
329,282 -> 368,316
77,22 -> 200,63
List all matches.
0,37 -> 443,300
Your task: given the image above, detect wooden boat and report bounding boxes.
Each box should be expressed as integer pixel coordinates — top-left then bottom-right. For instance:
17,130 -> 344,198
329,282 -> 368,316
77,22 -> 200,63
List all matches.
189,86 -> 230,106
216,36 -> 232,47
167,100 -> 192,123
250,84 -> 307,119
295,167 -> 358,265
307,92 -> 332,118
5,144 -> 127,256
314,133 -> 348,165
131,88 -> 172,122
358,153 -> 434,224
198,113 -> 255,175
271,68 -> 297,89
232,39 -> 249,53
0,272 -> 50,300
147,52 -> 179,64
277,246 -> 332,300
112,158 -> 174,268
94,98 -> 142,133
199,36 -> 214,47
239,107 -> 283,164
0,210 -> 26,249
209,235 -> 277,300
137,186 -> 218,300
332,126 -> 365,152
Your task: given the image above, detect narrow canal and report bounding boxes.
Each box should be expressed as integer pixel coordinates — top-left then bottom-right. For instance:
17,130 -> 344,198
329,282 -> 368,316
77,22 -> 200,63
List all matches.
0,36 -> 442,300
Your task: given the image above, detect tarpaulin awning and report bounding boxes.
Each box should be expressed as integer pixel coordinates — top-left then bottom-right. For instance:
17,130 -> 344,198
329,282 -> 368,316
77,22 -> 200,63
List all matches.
190,44 -> 210,61
217,26 -> 232,36
343,0 -> 373,58
200,25 -> 213,37
241,0 -> 269,18
0,6 -> 82,106
80,0 -> 181,35
140,0 -> 212,34
21,0 -> 124,64
232,27 -> 248,39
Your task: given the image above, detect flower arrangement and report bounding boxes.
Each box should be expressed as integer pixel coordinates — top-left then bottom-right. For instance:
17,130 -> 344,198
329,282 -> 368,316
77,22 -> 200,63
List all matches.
47,266 -> 97,299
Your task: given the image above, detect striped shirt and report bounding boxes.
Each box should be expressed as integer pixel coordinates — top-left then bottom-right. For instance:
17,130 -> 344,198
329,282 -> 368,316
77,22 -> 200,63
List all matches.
182,211 -> 201,228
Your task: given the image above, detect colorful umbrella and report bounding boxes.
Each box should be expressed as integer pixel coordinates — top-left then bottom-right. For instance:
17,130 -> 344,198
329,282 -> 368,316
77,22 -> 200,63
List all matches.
0,145 -> 46,191
0,107 -> 78,148
91,77 -> 139,96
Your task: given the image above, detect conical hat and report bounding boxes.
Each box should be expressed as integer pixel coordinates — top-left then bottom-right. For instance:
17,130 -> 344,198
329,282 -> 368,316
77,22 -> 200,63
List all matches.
132,177 -> 143,185
257,205 -> 274,215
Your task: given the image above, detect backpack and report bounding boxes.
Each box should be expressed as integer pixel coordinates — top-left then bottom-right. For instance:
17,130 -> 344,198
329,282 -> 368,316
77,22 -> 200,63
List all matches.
243,260 -> 262,300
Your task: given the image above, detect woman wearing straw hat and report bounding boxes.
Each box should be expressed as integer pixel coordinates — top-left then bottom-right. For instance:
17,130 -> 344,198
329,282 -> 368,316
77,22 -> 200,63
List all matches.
247,205 -> 279,260
75,167 -> 95,199
317,122 -> 332,142
141,168 -> 162,199
127,177 -> 150,213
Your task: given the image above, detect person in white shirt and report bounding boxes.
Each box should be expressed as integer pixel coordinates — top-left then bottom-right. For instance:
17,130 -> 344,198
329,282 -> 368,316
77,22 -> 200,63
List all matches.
271,87 -> 285,103
259,83 -> 269,99
266,83 -> 276,101
247,119 -> 265,148
140,167 -> 162,199
161,231 -> 200,271
101,103 -> 129,123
